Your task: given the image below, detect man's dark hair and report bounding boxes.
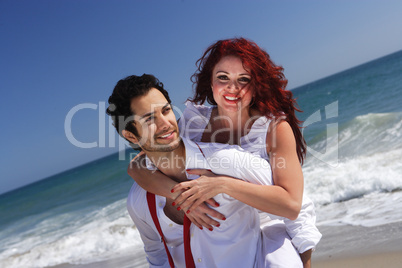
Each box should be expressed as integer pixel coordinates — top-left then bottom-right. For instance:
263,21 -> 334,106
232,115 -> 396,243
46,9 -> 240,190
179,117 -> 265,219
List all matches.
106,74 -> 171,148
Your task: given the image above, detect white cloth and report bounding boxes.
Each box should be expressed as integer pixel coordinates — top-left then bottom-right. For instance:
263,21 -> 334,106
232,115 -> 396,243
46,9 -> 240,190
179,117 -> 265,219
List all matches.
127,138 -> 302,267
127,183 -> 185,268
178,101 -> 322,254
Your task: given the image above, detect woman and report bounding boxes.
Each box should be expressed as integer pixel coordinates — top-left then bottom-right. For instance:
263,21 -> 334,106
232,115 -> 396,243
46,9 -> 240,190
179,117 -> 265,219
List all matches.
129,38 -> 321,267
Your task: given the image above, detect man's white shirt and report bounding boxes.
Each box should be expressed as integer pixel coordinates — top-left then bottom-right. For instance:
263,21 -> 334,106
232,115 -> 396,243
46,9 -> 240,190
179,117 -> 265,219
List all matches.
127,138 -> 273,268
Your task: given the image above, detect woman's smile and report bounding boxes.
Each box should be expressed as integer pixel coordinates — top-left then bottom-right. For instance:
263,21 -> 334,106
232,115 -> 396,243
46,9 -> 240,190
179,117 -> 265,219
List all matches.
212,55 -> 253,111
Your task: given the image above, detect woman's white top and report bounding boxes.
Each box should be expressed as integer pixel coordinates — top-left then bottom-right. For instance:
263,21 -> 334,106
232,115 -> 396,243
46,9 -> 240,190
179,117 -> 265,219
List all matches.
178,101 -> 322,253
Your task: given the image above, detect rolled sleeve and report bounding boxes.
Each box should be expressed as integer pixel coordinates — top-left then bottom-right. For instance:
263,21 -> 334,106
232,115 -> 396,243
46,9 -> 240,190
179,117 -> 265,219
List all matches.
282,196 -> 322,253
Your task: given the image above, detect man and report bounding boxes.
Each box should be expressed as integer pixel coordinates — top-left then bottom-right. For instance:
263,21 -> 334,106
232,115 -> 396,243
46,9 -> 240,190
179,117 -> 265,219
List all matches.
106,74 -> 303,267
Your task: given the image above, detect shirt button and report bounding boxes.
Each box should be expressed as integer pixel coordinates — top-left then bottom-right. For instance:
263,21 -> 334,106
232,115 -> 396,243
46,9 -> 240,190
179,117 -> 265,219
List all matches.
169,223 -> 173,227
197,258 -> 202,263
191,233 -> 194,238
158,202 -> 163,207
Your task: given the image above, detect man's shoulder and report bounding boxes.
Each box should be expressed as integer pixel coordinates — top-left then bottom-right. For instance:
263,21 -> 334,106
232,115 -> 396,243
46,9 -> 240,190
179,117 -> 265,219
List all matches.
127,182 -> 148,217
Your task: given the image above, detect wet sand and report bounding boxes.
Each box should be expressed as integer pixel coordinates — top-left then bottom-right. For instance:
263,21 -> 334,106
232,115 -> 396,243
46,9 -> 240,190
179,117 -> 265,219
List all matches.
312,222 -> 402,268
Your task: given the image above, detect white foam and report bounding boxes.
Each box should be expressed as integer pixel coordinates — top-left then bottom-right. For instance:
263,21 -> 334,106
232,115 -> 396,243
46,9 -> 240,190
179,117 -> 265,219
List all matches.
0,199 -> 144,268
304,139 -> 402,227
315,191 -> 402,227
308,112 -> 402,162
304,111 -> 402,209
304,148 -> 402,206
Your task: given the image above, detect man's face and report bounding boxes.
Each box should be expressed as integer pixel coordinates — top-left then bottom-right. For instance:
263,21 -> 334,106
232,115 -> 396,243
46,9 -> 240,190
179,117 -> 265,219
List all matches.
130,88 -> 180,152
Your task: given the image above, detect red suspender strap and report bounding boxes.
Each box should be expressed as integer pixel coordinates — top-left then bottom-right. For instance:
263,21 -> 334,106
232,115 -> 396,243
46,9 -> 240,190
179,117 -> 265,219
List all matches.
182,141 -> 215,267
181,142 -> 209,267
195,142 -> 206,158
183,214 -> 196,268
146,192 -> 175,268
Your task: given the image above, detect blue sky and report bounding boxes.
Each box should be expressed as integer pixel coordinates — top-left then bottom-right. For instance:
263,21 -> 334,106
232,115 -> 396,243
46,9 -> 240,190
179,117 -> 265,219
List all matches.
1,0 -> 401,195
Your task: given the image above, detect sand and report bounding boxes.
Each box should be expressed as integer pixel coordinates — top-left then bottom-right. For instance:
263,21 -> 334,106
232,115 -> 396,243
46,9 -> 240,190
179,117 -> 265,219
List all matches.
312,221 -> 402,268
51,221 -> 402,267
314,251 -> 402,268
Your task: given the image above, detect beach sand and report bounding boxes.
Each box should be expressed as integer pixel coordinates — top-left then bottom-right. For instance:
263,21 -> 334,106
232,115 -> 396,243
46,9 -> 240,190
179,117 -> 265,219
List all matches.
313,252 -> 402,268
51,221 -> 402,268
312,221 -> 402,268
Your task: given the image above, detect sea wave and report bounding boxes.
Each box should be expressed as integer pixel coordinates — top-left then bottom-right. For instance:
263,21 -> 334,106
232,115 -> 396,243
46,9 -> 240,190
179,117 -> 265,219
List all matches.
315,191 -> 402,227
0,199 -> 141,268
304,111 -> 402,226
304,148 -> 402,205
306,112 -> 402,162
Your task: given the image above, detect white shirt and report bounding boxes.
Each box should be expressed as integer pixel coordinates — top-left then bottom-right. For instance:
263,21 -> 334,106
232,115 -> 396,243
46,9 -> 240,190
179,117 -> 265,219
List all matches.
178,101 -> 322,253
127,183 -> 185,268
127,138 -> 274,268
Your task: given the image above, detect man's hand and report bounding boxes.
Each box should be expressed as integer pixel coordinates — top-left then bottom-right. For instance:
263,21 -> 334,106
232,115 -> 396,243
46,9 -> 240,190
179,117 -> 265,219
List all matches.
185,202 -> 226,231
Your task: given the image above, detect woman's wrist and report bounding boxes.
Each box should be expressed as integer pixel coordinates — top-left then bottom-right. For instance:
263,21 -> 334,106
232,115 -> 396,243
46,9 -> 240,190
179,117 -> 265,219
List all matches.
216,175 -> 233,195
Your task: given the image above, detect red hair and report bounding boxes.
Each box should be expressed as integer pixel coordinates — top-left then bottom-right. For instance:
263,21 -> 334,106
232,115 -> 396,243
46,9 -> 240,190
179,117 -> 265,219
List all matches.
190,38 -> 306,163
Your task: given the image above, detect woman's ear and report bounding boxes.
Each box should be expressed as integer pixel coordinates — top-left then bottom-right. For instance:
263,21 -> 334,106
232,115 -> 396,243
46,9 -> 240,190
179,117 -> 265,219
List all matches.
122,130 -> 138,144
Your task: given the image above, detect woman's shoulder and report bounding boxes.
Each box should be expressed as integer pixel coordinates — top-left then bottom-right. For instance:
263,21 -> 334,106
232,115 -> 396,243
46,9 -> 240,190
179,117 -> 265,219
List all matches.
266,120 -> 296,153
267,117 -> 292,136
178,101 -> 214,141
250,111 -> 288,137
244,109 -> 273,136
183,101 -> 213,117
240,112 -> 288,157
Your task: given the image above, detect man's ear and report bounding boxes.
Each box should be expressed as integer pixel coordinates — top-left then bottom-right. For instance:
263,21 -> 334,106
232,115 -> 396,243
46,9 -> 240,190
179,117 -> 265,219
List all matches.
122,130 -> 139,144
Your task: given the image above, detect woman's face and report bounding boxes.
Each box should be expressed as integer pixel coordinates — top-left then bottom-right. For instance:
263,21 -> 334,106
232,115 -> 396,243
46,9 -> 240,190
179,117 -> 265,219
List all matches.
211,55 -> 253,113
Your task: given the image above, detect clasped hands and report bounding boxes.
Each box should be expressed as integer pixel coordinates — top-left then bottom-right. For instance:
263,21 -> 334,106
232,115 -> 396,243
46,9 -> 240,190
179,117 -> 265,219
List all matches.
170,169 -> 229,230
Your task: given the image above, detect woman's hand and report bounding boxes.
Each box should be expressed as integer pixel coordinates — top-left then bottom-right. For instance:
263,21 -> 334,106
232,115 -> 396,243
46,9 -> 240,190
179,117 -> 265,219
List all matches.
171,169 -> 231,221
129,157 -> 226,230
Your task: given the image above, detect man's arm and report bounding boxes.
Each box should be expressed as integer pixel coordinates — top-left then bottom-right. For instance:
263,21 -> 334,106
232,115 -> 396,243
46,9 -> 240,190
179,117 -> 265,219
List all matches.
267,194 -> 321,262
128,153 -> 225,229
128,153 -> 178,198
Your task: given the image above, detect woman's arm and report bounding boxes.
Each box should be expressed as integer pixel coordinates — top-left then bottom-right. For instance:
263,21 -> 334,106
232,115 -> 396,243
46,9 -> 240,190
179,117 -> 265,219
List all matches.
266,120 -> 304,218
128,153 -> 225,228
172,121 -> 303,220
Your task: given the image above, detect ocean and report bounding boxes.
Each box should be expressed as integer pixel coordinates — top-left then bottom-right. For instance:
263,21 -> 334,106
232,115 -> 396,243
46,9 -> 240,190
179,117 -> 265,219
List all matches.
1,50 -> 401,267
